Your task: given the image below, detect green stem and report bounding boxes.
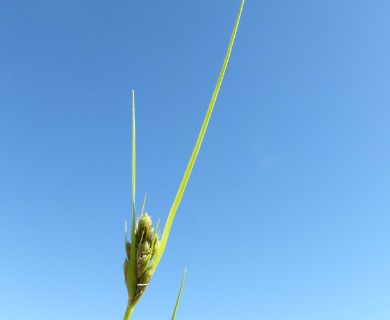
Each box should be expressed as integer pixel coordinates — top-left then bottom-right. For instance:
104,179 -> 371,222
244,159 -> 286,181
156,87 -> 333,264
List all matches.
123,305 -> 134,320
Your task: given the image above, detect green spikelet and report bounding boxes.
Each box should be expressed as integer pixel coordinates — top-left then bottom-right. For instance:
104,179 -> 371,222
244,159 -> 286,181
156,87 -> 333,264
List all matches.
124,213 -> 161,306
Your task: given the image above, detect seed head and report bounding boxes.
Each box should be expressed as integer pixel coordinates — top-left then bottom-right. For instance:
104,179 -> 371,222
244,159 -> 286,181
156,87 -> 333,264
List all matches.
124,212 -> 160,306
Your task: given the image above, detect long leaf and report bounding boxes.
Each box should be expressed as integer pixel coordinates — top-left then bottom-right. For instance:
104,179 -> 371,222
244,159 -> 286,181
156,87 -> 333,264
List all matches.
152,0 -> 245,272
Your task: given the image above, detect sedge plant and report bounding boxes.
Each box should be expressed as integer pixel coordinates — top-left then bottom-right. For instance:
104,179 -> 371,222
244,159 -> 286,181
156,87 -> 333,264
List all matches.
123,1 -> 244,319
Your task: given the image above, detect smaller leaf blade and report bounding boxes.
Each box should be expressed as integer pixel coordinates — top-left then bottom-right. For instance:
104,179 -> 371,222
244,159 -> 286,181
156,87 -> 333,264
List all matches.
171,269 -> 187,320
127,92 -> 138,302
131,90 -> 136,208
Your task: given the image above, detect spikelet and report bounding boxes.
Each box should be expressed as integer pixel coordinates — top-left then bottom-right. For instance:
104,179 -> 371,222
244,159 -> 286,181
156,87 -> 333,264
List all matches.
124,213 -> 160,304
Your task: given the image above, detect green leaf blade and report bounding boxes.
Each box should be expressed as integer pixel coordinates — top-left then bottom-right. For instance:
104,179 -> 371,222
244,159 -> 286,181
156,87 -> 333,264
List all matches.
127,90 -> 137,302
132,90 -> 136,208
171,269 -> 187,320
151,0 -> 245,272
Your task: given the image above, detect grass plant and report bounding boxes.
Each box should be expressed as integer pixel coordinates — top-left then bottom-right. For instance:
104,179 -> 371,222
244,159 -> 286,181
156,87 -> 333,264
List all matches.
123,1 -> 244,319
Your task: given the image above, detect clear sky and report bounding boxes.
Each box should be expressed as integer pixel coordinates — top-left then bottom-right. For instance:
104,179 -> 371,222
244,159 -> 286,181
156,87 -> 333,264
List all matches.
1,1 -> 389,319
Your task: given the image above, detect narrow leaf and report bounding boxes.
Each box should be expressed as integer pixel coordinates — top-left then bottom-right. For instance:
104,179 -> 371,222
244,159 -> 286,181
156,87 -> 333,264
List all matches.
127,90 -> 137,301
152,0 -> 245,272
171,269 -> 187,320
132,90 -> 136,207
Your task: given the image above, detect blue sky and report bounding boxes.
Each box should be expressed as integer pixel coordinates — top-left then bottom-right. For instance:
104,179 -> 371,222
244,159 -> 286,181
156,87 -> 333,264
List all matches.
1,0 -> 390,319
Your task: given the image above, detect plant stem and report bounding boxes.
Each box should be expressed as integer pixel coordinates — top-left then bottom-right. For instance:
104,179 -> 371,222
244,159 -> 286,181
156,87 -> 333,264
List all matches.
123,305 -> 134,320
